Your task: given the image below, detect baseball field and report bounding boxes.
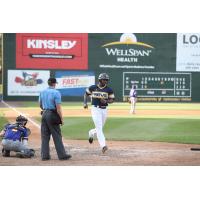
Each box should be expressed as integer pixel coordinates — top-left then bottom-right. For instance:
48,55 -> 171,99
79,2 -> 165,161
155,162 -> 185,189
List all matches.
1,101 -> 200,165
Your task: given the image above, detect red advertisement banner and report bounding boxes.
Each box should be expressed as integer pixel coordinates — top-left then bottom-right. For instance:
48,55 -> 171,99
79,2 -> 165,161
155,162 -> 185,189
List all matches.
16,33 -> 88,69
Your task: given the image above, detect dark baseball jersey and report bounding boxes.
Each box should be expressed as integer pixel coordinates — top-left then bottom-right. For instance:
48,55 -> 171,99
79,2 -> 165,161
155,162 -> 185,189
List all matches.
86,85 -> 115,107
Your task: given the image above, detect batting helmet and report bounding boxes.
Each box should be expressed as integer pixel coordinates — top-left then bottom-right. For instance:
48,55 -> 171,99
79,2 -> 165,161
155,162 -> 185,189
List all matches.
16,115 -> 28,125
98,73 -> 109,80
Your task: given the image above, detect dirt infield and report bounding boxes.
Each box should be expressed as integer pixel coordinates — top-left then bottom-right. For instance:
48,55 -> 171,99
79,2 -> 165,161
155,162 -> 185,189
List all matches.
1,101 -> 200,166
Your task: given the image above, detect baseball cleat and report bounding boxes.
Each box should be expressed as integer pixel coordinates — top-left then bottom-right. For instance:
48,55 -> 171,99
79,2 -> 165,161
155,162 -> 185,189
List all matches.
2,149 -> 10,157
41,157 -> 51,161
16,149 -> 35,158
102,146 -> 108,153
59,154 -> 72,160
89,137 -> 93,144
16,152 -> 27,158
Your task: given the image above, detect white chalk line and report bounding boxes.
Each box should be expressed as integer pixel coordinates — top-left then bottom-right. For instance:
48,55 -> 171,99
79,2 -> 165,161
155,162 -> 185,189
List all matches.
1,100 -> 41,129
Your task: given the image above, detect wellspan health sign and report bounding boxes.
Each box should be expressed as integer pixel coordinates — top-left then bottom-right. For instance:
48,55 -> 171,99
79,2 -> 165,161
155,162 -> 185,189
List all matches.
100,33 -> 155,70
102,33 -> 154,64
16,33 -> 88,70
89,33 -> 176,72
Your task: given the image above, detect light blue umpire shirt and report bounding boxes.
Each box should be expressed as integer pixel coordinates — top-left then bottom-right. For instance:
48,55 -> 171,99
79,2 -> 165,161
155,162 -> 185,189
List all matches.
39,87 -> 61,110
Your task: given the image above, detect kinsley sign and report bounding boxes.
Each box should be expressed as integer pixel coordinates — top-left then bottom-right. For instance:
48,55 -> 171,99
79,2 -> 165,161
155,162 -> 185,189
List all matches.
26,39 -> 77,49
16,33 -> 88,70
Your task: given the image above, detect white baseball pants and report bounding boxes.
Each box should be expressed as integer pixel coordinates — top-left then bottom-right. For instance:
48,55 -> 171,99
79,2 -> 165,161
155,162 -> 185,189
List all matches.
130,97 -> 136,113
89,106 -> 107,148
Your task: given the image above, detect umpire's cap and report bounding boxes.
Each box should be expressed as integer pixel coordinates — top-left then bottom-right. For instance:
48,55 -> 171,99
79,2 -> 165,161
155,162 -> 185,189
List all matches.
98,73 -> 109,80
48,77 -> 58,85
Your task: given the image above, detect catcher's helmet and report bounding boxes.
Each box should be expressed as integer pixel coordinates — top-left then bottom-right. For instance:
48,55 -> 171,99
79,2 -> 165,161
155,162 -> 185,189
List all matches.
16,115 -> 28,125
98,73 -> 109,80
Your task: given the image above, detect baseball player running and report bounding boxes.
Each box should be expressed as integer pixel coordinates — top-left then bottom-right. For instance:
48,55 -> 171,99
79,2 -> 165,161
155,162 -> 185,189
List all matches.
83,73 -> 115,153
129,84 -> 137,114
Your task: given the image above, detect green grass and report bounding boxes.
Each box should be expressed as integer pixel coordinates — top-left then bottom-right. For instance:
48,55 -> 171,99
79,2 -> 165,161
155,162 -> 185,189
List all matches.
0,113 -> 9,140
12,101 -> 200,111
61,117 -> 200,144
3,101 -> 200,144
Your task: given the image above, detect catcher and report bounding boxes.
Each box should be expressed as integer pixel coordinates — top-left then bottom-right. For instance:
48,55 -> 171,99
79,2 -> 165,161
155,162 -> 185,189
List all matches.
0,115 -> 35,158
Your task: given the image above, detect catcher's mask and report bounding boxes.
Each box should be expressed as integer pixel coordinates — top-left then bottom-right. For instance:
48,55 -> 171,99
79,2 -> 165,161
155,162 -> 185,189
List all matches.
16,115 -> 28,126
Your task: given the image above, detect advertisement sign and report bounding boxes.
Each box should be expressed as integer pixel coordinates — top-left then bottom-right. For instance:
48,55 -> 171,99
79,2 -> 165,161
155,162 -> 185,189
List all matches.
8,70 -> 50,96
16,33 -> 88,70
89,33 -> 176,72
176,33 -> 200,72
100,33 -> 155,70
55,71 -> 95,96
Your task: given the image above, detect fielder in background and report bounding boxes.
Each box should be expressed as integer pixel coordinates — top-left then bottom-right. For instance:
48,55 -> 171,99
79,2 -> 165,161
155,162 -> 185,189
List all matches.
0,115 -> 35,158
83,73 -> 115,153
39,77 -> 71,161
129,84 -> 137,114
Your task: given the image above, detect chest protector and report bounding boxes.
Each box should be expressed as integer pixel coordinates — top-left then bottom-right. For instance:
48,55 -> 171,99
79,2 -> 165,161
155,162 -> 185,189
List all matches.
3,124 -> 26,141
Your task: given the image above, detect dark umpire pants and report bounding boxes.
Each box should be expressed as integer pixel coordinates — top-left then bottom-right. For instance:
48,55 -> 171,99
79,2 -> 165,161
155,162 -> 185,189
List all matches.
41,110 -> 68,160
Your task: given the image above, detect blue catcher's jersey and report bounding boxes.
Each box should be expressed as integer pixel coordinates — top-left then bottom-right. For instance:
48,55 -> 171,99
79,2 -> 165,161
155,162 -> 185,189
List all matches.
3,124 -> 28,141
86,85 -> 115,107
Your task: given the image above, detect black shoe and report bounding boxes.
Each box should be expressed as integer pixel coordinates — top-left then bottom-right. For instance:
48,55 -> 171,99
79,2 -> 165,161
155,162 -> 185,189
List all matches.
42,157 -> 51,161
16,149 -> 35,158
59,154 -> 72,160
16,152 -> 25,158
89,137 -> 93,144
2,149 -> 10,157
102,146 -> 108,154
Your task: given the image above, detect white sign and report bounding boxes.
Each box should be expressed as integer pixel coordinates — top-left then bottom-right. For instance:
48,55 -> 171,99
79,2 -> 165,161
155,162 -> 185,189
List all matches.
56,75 -> 95,89
176,33 -> 200,72
8,70 -> 50,96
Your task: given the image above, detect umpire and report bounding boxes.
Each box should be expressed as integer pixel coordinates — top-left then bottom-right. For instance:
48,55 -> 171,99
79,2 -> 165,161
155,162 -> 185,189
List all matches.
39,77 -> 71,161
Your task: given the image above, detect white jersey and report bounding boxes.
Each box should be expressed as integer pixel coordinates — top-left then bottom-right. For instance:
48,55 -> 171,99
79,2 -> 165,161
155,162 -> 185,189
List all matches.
129,88 -> 137,98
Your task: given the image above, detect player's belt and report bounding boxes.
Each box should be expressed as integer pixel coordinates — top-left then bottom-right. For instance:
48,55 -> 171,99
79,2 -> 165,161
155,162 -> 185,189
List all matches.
44,109 -> 57,112
93,105 -> 107,109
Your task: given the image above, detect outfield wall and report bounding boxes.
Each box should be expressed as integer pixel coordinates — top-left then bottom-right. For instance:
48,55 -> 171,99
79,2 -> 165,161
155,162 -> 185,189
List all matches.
2,33 -> 200,102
